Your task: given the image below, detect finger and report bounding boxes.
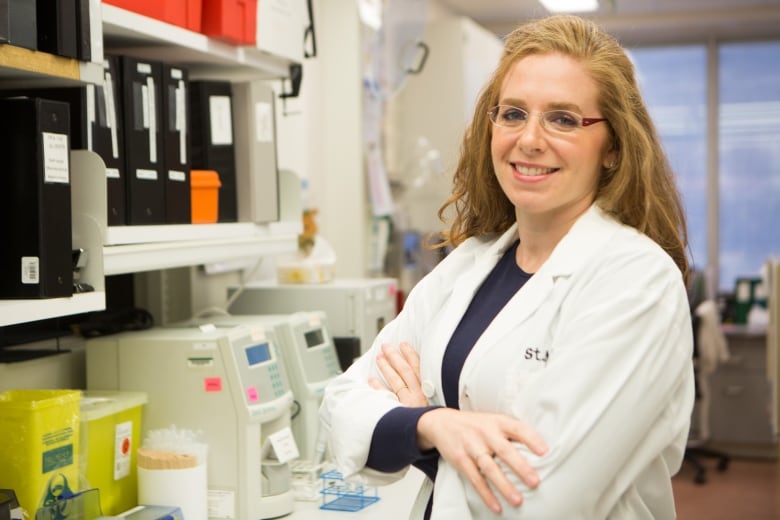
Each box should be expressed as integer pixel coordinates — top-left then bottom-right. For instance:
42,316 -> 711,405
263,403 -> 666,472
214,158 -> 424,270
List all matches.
376,353 -> 407,394
382,344 -> 419,389
493,440 -> 541,489
399,342 -> 421,379
493,421 -> 543,488
368,376 -> 386,391
462,456 -> 503,514
477,452 -> 524,508
506,420 -> 548,456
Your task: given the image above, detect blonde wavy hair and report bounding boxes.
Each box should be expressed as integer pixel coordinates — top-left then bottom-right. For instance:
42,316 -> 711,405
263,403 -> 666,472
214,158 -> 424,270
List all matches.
436,14 -> 689,281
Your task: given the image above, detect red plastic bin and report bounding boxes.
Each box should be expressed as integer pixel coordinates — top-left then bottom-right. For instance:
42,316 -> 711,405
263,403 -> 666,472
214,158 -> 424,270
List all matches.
200,0 -> 257,45
103,0 -> 202,32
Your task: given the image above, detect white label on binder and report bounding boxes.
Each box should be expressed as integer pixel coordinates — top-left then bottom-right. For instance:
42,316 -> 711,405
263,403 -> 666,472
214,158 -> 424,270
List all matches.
104,71 -> 120,159
209,95 -> 233,145
147,77 -> 158,163
169,170 -> 186,182
177,79 -> 187,163
136,169 -> 158,180
42,132 -> 70,184
21,257 -> 40,284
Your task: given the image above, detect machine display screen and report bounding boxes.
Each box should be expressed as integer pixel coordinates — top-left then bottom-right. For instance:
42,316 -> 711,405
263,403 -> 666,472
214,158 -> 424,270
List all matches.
304,328 -> 324,348
245,342 -> 272,366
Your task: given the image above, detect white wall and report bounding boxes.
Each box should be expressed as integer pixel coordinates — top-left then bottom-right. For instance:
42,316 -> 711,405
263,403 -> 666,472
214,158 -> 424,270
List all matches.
273,0 -> 368,279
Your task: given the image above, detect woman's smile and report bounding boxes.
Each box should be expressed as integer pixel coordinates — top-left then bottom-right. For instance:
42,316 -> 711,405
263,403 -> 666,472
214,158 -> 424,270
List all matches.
512,162 -> 559,177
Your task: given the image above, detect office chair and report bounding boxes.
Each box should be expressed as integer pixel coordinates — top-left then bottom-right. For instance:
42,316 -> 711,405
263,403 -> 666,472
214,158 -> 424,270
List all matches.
683,299 -> 731,484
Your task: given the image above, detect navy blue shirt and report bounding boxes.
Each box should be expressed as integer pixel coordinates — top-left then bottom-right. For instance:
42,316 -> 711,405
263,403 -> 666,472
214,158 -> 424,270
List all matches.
366,239 -> 531,512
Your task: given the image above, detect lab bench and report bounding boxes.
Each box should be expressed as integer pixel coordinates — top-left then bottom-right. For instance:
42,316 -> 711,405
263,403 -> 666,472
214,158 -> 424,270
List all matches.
288,468 -> 424,519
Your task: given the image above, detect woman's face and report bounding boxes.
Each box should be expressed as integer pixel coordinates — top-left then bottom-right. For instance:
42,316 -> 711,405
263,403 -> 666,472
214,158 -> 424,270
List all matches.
491,52 -> 615,226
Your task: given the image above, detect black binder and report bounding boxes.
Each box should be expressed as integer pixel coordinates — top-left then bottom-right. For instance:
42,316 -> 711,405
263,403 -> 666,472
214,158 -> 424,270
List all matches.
0,97 -> 73,299
36,0 -> 78,59
0,87 -> 89,148
97,56 -> 126,226
162,64 -> 191,224
189,80 -> 238,222
116,55 -> 165,225
0,78 -> 126,227
0,0 -> 36,50
76,0 -> 92,61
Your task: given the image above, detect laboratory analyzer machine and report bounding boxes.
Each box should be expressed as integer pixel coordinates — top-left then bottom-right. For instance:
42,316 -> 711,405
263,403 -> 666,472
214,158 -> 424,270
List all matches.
86,325 -> 296,520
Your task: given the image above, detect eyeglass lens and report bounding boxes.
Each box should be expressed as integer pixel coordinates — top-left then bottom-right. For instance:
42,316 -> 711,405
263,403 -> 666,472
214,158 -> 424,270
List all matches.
489,105 -> 602,133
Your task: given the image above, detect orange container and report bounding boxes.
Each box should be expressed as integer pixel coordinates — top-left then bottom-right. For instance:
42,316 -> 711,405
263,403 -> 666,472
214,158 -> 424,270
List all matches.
200,0 -> 257,45
103,0 -> 202,31
190,170 -> 221,224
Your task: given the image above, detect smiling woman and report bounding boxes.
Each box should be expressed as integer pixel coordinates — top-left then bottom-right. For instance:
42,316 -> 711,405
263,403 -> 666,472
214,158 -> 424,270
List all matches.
320,14 -> 695,520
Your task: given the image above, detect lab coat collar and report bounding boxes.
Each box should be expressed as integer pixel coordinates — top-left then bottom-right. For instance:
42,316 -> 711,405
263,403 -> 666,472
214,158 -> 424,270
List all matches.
459,204 -> 622,399
466,204 -> 621,276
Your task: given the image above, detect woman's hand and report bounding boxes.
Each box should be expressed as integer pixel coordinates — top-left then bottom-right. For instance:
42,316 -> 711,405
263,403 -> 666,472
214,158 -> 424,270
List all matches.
418,408 -> 548,515
368,342 -> 429,407
368,341 -> 547,514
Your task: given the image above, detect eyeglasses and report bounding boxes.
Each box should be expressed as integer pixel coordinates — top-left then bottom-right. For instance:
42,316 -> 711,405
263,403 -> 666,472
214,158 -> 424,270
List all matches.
487,105 -> 607,134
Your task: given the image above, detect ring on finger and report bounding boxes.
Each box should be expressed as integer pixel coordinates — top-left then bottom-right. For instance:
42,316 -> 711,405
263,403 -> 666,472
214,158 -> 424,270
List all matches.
394,385 -> 408,396
476,452 -> 493,472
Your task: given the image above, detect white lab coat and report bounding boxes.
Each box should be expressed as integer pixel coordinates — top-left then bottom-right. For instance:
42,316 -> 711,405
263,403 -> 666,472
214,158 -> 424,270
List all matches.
320,205 -> 695,519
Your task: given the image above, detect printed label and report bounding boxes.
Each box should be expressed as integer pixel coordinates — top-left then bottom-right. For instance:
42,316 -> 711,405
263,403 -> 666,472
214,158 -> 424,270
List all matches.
21,257 -> 40,284
169,170 -> 186,182
268,427 -> 299,463
208,489 -> 236,519
115,421 -> 133,480
42,444 -> 73,473
43,132 -> 70,184
136,168 -> 158,180
209,95 -> 233,145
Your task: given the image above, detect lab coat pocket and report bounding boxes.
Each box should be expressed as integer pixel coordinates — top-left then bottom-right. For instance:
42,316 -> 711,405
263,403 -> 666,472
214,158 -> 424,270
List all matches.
500,352 -> 549,419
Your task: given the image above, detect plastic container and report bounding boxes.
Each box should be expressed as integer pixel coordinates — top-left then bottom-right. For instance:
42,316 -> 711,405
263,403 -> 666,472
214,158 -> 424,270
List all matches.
319,469 -> 379,512
80,391 -> 148,516
200,0 -> 257,45
103,0 -> 202,31
190,169 -> 221,224
0,390 -> 81,516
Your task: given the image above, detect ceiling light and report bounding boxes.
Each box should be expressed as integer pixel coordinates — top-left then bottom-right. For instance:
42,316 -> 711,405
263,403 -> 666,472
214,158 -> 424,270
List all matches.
539,0 -> 599,13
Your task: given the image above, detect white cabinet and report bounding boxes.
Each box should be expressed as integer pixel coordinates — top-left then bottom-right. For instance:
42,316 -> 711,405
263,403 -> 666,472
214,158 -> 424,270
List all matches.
1,6 -> 301,327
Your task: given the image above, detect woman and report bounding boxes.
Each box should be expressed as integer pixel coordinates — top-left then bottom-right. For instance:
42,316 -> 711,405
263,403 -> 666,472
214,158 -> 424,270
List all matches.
320,14 -> 694,519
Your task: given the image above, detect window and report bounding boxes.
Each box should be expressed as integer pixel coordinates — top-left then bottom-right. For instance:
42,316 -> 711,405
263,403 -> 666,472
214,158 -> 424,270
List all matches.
630,46 -> 708,276
629,41 -> 780,293
719,42 -> 780,292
